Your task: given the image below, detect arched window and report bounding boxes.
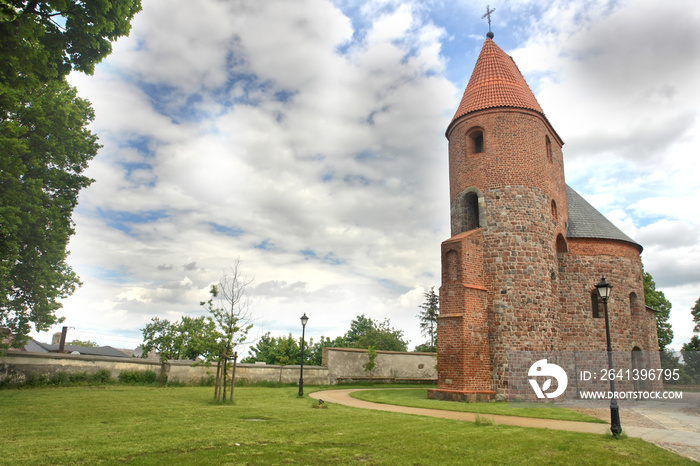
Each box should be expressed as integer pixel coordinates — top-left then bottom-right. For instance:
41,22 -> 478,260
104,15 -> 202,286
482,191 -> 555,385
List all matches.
468,128 -> 484,154
630,292 -> 639,318
475,133 -> 484,153
546,135 -> 553,163
591,291 -> 601,318
555,234 -> 567,255
462,192 -> 479,231
551,200 -> 558,223
454,187 -> 484,235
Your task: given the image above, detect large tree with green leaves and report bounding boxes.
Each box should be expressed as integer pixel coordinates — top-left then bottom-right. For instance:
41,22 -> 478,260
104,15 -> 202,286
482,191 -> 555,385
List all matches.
141,316 -> 222,362
0,0 -> 141,351
242,333 -> 330,366
242,333 -> 301,366
1,80 -> 98,347
341,314 -> 408,352
1,0 -> 142,85
682,335 -> 700,378
642,267 -> 673,350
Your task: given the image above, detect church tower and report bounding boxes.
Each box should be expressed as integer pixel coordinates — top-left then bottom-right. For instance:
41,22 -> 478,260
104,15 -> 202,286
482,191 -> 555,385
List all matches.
428,32 -> 660,402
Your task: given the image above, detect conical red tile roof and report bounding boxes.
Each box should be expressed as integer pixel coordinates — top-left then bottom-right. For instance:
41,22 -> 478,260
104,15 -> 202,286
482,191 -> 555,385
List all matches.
450,37 -> 544,126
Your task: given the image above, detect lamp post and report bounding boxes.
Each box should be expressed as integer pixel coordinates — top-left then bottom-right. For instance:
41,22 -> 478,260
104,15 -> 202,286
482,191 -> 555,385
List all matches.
595,276 -> 622,437
298,313 -> 309,397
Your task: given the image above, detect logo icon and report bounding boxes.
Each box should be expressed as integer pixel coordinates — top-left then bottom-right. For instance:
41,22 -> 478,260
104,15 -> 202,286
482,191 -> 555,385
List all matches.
528,359 -> 568,399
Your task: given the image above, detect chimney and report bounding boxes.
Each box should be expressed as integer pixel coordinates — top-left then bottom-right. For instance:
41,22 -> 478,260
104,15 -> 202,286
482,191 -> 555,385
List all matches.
57,326 -> 68,353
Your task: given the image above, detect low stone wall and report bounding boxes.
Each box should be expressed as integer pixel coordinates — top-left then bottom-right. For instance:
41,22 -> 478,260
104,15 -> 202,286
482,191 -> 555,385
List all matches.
323,347 -> 437,384
1,348 -> 437,386
0,352 -> 328,386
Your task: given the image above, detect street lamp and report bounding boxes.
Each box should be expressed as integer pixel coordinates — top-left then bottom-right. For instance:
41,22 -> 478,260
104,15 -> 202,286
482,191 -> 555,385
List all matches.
298,313 -> 309,397
595,276 -> 622,437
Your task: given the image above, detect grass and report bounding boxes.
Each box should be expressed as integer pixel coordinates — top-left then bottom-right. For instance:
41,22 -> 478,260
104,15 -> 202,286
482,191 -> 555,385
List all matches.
0,385 -> 694,465
350,388 -> 607,423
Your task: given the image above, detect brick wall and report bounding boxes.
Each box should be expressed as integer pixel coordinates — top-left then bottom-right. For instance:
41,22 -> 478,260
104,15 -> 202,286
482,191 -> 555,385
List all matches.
434,106 -> 660,400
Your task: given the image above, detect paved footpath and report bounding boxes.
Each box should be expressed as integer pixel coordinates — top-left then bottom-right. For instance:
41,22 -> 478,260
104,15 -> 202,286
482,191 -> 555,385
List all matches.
310,389 -> 700,463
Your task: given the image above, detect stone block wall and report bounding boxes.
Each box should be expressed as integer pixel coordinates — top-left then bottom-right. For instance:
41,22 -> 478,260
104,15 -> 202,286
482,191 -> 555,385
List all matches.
323,347 -> 436,384
0,352 -> 329,386
557,237 -> 660,358
1,349 -> 436,387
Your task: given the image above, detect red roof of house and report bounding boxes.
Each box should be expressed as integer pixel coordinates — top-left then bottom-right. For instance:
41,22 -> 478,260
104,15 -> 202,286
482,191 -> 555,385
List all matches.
450,37 -> 544,126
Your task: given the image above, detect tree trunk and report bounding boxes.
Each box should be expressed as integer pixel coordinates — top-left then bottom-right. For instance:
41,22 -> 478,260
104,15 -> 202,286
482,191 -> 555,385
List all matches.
159,361 -> 167,387
230,352 -> 238,402
222,354 -> 228,403
214,358 -> 222,401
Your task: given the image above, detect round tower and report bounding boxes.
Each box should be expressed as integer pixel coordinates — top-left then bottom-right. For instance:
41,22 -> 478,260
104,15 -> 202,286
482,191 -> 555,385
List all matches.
430,34 -> 661,403
434,36 -> 568,399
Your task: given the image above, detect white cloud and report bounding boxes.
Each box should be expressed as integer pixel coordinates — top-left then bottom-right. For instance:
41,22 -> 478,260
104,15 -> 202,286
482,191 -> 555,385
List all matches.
34,0 -> 700,354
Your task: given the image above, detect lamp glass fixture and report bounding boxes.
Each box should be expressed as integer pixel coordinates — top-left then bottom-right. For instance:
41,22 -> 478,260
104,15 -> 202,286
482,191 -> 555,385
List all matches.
595,277 -> 612,299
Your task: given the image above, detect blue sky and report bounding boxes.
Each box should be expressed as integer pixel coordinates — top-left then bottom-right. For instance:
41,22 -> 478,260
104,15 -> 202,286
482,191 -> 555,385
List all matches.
40,0 -> 700,353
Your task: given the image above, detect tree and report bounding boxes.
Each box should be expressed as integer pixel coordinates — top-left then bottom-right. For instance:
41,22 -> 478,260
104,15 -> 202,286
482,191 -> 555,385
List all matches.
417,287 -> 439,350
413,342 -> 436,353
682,335 -> 700,379
342,314 -> 408,352
201,261 -> 254,403
140,318 -> 177,361
1,0 -> 143,85
691,297 -> 700,333
140,316 -> 221,362
66,339 -> 98,347
1,79 -> 98,350
642,267 -> 673,350
0,0 -> 141,352
242,333 -> 301,366
243,334 -> 334,367
307,336 -> 338,366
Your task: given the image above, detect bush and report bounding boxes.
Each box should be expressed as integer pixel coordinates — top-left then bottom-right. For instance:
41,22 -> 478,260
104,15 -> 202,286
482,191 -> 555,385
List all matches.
69,372 -> 88,383
25,374 -> 50,387
118,370 -> 158,384
50,372 -> 70,386
88,369 -> 113,384
196,375 -> 216,387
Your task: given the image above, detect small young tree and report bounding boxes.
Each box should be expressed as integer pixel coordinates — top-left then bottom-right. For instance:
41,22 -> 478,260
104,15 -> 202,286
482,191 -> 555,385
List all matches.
417,287 -> 439,350
201,260 -> 254,403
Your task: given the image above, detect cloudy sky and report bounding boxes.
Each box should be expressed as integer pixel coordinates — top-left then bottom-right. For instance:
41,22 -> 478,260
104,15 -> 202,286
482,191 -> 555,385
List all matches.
36,0 -> 700,354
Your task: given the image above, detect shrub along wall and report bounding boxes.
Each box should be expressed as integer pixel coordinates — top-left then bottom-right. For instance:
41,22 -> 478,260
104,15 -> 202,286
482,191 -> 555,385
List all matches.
0,352 -> 329,387
1,348 -> 437,387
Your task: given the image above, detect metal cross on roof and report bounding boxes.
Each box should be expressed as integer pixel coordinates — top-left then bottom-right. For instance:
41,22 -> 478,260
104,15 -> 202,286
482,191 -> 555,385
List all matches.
482,5 -> 496,33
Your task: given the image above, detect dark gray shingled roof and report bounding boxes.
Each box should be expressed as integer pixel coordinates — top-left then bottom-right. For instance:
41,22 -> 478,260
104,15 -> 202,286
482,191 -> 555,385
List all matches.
28,340 -> 130,357
565,185 -> 642,251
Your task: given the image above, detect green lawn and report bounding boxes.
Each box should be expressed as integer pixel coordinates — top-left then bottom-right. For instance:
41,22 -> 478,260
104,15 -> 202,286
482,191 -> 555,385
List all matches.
350,388 -> 607,423
0,385 -> 694,465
